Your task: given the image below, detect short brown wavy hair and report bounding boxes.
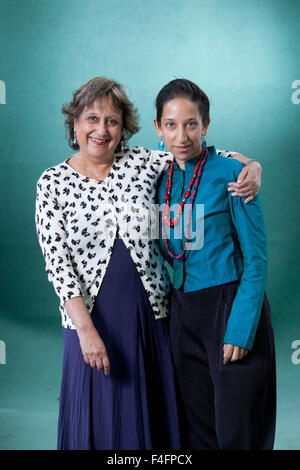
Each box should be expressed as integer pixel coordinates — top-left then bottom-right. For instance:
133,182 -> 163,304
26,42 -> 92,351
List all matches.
62,77 -> 140,152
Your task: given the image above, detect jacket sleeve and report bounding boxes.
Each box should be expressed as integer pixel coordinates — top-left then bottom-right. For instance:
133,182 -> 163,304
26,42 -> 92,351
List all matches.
215,149 -> 238,157
223,191 -> 268,350
35,172 -> 83,306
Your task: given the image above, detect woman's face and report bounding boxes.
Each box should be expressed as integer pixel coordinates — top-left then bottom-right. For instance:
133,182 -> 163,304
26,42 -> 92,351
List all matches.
154,97 -> 210,166
74,96 -> 123,161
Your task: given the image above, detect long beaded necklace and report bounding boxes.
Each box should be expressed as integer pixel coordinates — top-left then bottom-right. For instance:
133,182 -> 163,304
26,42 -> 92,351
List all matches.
162,147 -> 208,260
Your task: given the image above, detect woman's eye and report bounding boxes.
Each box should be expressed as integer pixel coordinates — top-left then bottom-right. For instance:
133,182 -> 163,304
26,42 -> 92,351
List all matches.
107,119 -> 117,126
187,122 -> 197,128
166,123 -> 175,128
88,116 -> 97,121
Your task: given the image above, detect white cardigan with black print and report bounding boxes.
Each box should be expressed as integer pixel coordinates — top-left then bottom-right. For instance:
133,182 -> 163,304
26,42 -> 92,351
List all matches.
35,146 -> 234,329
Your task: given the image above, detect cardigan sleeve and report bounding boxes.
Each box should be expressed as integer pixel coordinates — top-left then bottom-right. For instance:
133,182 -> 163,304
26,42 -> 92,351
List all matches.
223,190 -> 268,350
35,172 -> 83,306
216,149 -> 237,157
150,148 -> 236,165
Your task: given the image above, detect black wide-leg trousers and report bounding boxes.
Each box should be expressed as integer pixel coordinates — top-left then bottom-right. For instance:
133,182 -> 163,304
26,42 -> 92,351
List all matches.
169,281 -> 276,450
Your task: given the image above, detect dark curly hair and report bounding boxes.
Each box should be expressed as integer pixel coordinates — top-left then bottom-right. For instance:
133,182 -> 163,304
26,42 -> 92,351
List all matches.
62,77 -> 140,152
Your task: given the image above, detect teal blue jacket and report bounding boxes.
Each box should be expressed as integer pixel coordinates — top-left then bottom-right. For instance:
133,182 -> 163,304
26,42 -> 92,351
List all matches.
156,145 -> 268,350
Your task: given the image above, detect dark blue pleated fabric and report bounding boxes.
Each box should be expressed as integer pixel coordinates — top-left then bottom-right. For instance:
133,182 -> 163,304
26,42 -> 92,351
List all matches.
57,234 -> 181,450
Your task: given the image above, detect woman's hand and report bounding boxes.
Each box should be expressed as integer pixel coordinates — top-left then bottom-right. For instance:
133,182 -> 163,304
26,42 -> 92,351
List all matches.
223,343 -> 249,364
64,297 -> 110,374
227,161 -> 262,204
77,325 -> 110,375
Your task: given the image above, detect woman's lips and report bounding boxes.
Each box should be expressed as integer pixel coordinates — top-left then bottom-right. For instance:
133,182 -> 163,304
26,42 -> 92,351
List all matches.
174,145 -> 191,152
89,136 -> 110,146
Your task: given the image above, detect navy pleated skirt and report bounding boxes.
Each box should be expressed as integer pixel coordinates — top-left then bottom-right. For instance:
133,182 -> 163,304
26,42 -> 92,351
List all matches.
57,235 -> 181,450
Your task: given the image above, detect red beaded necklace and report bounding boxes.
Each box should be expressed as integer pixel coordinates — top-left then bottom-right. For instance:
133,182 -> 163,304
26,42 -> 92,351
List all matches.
162,147 -> 208,260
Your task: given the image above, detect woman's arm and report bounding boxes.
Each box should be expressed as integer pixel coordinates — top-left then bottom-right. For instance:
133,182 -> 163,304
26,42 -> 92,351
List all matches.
35,173 -> 110,373
216,149 -> 262,204
154,147 -> 262,204
35,173 -> 83,303
64,297 -> 110,374
228,154 -> 262,204
224,189 -> 268,353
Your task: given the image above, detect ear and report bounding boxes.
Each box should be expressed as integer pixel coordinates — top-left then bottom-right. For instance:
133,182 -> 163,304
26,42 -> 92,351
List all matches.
153,118 -> 162,137
203,118 -> 211,136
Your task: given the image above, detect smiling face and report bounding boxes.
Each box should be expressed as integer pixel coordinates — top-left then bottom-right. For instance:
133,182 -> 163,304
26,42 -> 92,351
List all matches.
154,97 -> 210,168
74,96 -> 123,162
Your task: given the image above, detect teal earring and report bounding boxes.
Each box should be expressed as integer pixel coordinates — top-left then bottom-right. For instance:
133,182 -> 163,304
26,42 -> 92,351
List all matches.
158,138 -> 165,151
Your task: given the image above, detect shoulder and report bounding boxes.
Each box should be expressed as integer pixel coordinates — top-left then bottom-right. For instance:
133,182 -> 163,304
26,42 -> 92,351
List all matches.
118,146 -> 172,160
36,161 -> 69,191
208,146 -> 243,181
117,146 -> 173,171
116,145 -> 150,158
114,146 -> 151,167
149,148 -> 172,163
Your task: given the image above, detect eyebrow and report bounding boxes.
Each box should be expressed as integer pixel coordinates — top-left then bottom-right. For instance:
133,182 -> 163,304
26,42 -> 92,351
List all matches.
163,117 -> 199,121
85,110 -> 121,118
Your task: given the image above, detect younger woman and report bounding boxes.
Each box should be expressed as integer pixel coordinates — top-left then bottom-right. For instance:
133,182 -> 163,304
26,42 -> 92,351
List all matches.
155,79 -> 276,450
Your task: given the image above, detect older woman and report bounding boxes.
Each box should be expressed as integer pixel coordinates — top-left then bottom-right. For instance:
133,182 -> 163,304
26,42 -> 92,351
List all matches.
35,77 -> 261,450
155,78 -> 276,450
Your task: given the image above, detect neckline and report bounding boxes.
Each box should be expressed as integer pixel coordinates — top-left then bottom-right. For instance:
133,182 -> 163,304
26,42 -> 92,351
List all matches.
173,145 -> 213,172
173,153 -> 201,172
64,157 -> 109,183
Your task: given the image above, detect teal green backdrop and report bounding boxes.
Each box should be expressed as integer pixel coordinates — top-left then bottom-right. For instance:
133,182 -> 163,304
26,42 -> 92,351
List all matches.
0,0 -> 299,450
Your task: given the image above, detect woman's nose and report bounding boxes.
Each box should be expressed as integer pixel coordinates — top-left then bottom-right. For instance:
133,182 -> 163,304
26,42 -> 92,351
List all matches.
178,126 -> 187,142
96,120 -> 108,135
